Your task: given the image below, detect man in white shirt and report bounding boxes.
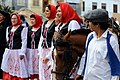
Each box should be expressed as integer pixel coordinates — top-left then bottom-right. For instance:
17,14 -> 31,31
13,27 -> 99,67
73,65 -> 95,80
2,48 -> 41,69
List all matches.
75,9 -> 120,80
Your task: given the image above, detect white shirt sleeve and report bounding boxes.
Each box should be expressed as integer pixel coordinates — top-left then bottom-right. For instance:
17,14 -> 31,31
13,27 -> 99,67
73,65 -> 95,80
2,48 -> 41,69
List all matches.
19,27 -> 28,56
68,20 -> 81,31
111,76 -> 119,80
110,34 -> 120,60
77,52 -> 86,75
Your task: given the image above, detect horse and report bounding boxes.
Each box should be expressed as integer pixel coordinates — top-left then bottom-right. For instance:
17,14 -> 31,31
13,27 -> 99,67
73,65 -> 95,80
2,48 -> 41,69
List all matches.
109,18 -> 120,47
52,29 -> 91,80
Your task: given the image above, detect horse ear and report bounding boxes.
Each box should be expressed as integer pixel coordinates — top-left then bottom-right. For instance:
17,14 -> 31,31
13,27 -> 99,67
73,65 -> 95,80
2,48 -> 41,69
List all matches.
63,29 -> 71,41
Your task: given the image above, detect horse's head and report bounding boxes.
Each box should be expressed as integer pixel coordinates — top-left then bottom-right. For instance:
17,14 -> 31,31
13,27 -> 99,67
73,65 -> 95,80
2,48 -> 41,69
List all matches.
54,30 -> 71,56
52,29 -> 91,80
54,37 -> 72,62
53,31 -> 77,80
53,30 -> 83,80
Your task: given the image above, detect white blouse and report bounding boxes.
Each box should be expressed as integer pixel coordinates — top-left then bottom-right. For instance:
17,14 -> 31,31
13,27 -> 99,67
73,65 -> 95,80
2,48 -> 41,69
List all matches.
6,26 -> 28,56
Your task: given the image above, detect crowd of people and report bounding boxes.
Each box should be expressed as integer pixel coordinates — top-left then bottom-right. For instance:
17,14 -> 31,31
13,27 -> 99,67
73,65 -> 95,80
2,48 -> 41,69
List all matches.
0,2 -> 119,80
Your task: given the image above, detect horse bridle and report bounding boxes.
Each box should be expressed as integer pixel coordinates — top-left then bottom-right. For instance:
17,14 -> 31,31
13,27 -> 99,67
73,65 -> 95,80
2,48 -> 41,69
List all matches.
52,39 -> 80,80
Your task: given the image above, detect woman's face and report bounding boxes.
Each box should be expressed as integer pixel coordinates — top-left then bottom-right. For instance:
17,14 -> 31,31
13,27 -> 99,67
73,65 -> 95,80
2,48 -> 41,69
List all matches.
0,13 -> 5,22
56,6 -> 62,21
44,7 -> 50,18
30,17 -> 36,26
11,15 -> 18,25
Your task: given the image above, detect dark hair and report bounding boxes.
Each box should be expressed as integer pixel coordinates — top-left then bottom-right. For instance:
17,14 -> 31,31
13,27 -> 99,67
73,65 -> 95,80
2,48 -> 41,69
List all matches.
30,14 -> 36,19
20,15 -> 25,21
92,22 -> 109,30
56,4 -> 60,10
45,5 -> 51,10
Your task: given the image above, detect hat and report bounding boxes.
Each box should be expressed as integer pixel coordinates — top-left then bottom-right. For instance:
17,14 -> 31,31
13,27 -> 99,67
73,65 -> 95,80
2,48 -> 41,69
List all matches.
84,9 -> 109,22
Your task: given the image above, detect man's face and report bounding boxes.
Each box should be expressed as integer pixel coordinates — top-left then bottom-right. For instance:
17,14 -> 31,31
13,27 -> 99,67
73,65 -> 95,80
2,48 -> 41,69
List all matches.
89,22 -> 98,31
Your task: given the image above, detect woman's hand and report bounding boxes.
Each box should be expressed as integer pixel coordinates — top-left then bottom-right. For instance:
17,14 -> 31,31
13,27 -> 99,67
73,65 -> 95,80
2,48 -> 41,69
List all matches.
20,55 -> 24,60
43,58 -> 49,64
53,32 -> 60,41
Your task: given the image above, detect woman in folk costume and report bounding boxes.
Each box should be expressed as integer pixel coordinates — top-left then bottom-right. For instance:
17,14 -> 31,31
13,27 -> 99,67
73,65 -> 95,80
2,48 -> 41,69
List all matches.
54,2 -> 82,39
26,14 -> 42,80
1,13 -> 28,80
38,4 -> 56,80
75,9 -> 120,80
0,10 -> 11,79
52,2 -> 83,79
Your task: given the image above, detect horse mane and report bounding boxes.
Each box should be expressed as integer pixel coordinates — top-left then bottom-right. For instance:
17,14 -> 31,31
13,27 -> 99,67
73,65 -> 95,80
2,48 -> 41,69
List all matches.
71,29 -> 91,35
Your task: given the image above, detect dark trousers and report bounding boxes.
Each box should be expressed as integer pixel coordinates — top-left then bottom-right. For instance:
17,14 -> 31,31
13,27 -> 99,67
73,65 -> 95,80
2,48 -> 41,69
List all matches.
0,48 -> 5,79
0,57 -> 3,79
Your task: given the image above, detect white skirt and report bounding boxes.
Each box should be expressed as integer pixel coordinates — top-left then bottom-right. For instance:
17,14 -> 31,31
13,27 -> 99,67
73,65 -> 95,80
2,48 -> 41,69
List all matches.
39,48 -> 52,80
1,48 -> 28,78
26,48 -> 39,76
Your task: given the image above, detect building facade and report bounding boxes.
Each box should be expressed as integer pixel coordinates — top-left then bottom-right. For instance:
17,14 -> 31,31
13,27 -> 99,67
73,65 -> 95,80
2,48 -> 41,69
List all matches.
28,0 -> 58,14
0,0 -> 28,10
81,0 -> 120,18
1,0 -> 120,21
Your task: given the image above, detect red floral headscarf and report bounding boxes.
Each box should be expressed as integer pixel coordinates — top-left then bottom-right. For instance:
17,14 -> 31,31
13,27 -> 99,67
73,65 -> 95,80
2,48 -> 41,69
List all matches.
48,4 -> 56,20
30,14 -> 43,28
58,2 -> 82,23
11,13 -> 22,26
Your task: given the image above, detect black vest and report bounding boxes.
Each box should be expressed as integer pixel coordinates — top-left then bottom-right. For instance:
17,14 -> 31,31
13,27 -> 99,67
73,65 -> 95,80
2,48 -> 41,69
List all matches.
0,20 -> 10,50
59,20 -> 71,36
27,27 -> 41,49
7,26 -> 24,49
42,20 -> 56,48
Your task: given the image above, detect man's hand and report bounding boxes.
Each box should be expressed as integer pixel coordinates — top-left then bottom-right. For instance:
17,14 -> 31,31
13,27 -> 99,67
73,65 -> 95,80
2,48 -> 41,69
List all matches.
74,74 -> 81,80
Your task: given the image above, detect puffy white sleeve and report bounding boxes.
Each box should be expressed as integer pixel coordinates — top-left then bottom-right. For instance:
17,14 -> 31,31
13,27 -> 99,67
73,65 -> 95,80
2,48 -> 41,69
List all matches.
68,20 -> 81,31
46,38 -> 54,60
19,27 -> 28,56
6,27 -> 9,42
38,25 -> 44,56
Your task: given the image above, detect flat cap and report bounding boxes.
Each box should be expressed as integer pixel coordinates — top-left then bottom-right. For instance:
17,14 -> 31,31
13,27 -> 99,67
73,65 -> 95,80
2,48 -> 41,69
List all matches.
84,9 -> 109,22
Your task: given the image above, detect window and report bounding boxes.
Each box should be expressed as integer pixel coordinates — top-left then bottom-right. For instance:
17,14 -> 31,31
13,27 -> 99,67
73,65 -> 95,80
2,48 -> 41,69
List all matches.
17,0 -> 25,6
101,3 -> 106,10
83,1 -> 85,11
43,0 -> 48,12
69,3 -> 81,15
33,0 -> 39,6
92,2 -> 97,10
113,4 -> 117,13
